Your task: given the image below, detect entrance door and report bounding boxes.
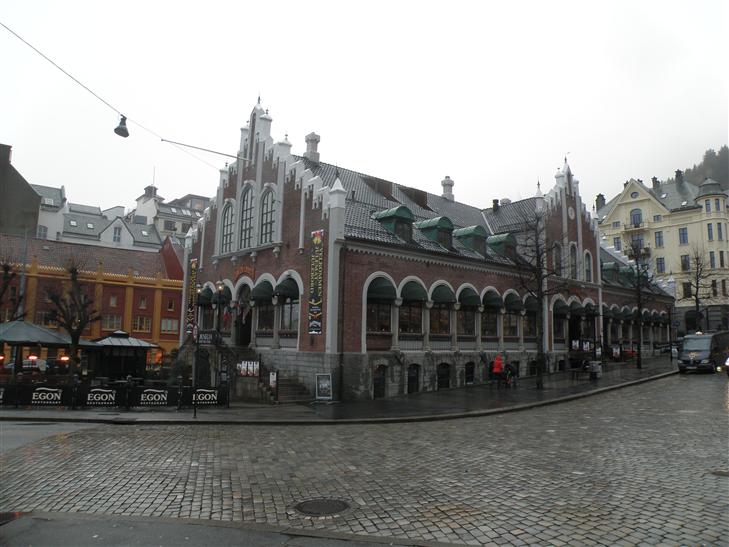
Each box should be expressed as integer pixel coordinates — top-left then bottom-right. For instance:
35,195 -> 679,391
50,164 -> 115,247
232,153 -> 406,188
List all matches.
235,288 -> 253,347
437,363 -> 450,389
407,364 -> 420,394
373,365 -> 387,398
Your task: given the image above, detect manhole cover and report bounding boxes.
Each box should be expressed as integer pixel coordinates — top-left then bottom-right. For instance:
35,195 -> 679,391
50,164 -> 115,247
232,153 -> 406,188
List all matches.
710,470 -> 729,477
294,498 -> 350,516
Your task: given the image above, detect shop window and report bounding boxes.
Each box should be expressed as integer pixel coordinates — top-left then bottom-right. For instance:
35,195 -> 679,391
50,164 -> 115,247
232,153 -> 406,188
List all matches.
504,312 -> 519,337
367,301 -> 391,332
280,298 -> 299,331
480,310 -> 498,336
429,303 -> 450,334
457,307 -> 476,335
257,302 -> 274,331
398,302 -> 422,334
524,312 -> 537,337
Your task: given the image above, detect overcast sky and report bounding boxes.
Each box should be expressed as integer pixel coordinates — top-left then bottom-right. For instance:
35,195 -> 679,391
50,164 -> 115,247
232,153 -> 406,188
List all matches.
1,1 -> 727,215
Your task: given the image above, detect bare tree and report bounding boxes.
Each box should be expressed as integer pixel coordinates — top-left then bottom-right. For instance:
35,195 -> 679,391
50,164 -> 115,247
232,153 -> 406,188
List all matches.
622,237 -> 663,369
511,202 -> 569,389
0,259 -> 24,322
47,261 -> 100,384
679,246 -> 716,332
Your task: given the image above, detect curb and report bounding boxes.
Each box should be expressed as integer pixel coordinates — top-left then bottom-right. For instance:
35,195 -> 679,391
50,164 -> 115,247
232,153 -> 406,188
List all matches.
0,369 -> 678,426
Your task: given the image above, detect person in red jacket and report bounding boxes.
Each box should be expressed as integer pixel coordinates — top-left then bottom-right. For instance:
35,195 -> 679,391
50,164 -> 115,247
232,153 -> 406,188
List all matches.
493,353 -> 504,388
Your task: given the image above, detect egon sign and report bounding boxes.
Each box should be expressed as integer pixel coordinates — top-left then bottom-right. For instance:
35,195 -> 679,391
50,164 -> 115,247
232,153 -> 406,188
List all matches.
32,387 -> 63,405
140,389 -> 168,406
86,388 -> 116,406
193,389 -> 218,405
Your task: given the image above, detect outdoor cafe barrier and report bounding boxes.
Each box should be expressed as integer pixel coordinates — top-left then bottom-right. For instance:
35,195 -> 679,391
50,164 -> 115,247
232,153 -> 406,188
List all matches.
0,383 -> 228,410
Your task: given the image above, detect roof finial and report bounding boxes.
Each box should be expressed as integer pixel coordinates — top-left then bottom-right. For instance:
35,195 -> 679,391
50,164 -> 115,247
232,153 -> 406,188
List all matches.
537,180 -> 541,190
335,164 -> 340,179
257,94 -> 261,104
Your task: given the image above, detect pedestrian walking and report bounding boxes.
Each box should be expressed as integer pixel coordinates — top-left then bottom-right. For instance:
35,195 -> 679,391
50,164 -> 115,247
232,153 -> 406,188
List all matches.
493,353 -> 504,389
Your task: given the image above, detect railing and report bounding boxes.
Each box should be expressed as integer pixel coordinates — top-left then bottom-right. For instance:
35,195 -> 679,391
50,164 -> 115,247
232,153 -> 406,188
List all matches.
366,332 -> 392,351
399,333 -> 423,351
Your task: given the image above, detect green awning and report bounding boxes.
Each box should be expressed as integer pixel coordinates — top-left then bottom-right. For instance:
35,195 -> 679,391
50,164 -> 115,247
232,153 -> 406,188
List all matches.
274,278 -> 299,299
251,281 -> 274,302
553,300 -> 569,315
569,301 -> 585,316
482,290 -> 503,308
401,281 -> 427,302
431,284 -> 456,303
196,287 -> 212,305
524,295 -> 539,312
504,293 -> 523,312
584,303 -> 596,316
602,305 -> 612,319
458,287 -> 480,307
367,277 -> 397,301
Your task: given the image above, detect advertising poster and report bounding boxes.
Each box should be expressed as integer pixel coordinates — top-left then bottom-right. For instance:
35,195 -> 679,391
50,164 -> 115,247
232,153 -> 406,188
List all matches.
308,230 -> 324,335
316,373 -> 332,400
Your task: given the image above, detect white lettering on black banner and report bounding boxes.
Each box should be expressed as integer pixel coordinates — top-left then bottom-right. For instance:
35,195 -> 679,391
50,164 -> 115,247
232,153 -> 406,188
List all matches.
140,389 -> 168,405
32,387 -> 63,405
86,388 -> 116,406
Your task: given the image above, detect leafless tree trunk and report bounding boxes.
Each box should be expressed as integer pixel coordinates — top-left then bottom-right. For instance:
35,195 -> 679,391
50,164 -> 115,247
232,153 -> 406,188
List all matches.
679,246 -> 715,332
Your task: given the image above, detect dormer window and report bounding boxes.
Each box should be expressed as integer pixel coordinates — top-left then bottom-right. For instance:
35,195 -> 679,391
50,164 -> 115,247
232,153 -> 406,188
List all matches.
171,207 -> 178,213
453,225 -> 489,256
141,230 -> 149,237
43,197 -> 54,206
413,216 -> 454,250
69,220 -> 78,227
86,223 -> 94,229
373,205 -> 414,243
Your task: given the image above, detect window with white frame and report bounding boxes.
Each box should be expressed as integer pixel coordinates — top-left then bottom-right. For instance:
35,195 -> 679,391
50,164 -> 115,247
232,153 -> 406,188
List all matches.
113,226 -> 122,242
584,251 -> 593,282
133,315 -> 151,332
220,203 -> 234,253
37,225 -> 48,239
259,191 -> 275,244
239,188 -> 254,248
161,318 -> 179,333
102,314 -> 122,330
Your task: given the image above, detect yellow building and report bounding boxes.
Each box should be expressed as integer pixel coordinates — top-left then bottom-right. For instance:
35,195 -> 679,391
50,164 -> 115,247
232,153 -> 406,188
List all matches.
596,172 -> 728,334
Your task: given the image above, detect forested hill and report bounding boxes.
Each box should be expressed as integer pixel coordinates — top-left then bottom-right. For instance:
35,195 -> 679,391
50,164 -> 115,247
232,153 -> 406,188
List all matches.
666,146 -> 728,189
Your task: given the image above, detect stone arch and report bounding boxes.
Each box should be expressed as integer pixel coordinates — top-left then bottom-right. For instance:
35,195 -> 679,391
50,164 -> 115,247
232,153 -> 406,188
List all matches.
233,276 -> 255,300
276,270 -> 304,298
428,280 -> 456,301
397,276 -> 428,300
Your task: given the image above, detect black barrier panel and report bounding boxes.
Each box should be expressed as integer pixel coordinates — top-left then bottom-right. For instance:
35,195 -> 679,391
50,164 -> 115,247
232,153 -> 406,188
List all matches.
0,384 -> 73,407
193,388 -> 219,406
134,387 -> 179,407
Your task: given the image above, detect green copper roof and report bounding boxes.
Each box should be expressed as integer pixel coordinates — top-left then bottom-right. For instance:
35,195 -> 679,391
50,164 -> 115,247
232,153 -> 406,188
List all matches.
413,216 -> 453,231
453,225 -> 488,238
372,205 -> 414,222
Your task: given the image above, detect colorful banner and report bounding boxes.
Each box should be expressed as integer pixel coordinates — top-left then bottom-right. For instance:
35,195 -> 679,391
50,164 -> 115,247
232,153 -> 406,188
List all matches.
186,258 -> 198,327
308,230 -> 324,334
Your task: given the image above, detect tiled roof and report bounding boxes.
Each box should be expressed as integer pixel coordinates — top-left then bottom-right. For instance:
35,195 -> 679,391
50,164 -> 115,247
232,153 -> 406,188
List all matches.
483,198 -> 539,233
125,222 -> 162,246
158,203 -> 203,219
0,233 -> 172,278
31,184 -> 63,207
63,212 -> 108,237
596,178 -> 708,220
69,203 -> 102,216
294,157 -> 512,265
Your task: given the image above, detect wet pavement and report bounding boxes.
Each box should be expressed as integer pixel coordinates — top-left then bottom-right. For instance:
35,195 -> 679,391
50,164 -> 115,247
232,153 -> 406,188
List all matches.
0,358 -> 679,424
1,368 -> 727,546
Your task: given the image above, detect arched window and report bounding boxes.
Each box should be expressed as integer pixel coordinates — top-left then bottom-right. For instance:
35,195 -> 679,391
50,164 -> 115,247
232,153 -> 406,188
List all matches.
260,191 -> 275,244
220,204 -> 234,253
570,244 -> 578,279
584,251 -> 593,282
239,188 -> 254,248
630,208 -> 642,227
553,244 -> 562,276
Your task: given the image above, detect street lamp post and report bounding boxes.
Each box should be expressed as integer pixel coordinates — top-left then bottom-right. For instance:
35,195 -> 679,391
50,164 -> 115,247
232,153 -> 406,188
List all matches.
192,283 -> 203,418
210,281 -> 226,406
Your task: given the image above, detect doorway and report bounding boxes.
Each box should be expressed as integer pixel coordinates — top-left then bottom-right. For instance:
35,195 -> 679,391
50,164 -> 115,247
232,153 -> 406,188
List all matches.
407,363 -> 420,394
373,365 -> 387,398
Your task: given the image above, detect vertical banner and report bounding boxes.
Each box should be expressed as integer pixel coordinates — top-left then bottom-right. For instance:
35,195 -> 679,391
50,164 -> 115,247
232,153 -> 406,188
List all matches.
186,258 -> 199,328
308,230 -> 324,335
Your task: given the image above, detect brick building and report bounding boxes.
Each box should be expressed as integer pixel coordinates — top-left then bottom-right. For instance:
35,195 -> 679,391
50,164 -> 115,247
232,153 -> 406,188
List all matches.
186,101 -> 673,401
1,234 -> 184,370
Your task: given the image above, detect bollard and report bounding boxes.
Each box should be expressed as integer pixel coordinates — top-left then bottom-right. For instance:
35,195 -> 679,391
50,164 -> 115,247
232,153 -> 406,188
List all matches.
15,372 -> 23,408
125,374 -> 133,411
71,374 -> 80,410
177,375 -> 183,411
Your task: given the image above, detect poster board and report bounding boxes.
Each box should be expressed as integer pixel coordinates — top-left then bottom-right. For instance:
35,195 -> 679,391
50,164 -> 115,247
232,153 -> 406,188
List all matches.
315,373 -> 332,400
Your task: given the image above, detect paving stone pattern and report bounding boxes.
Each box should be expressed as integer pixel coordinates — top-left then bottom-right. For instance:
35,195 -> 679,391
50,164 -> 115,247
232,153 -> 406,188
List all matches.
1,375 -> 727,546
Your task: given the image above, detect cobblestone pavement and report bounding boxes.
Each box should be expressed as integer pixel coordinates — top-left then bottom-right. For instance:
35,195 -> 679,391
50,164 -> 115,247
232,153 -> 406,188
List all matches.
1,374 -> 727,546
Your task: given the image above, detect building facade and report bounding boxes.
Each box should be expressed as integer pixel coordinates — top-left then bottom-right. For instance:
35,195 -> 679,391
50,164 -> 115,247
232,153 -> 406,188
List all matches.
185,101 -> 674,401
597,173 -> 729,334
0,234 -> 184,369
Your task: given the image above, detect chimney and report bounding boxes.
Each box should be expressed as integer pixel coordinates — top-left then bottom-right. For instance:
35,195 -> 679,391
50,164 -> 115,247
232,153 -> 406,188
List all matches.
492,199 -> 500,212
304,132 -> 320,163
675,170 -> 684,184
0,144 -> 11,165
651,177 -> 660,190
595,193 -> 606,211
441,176 -> 454,201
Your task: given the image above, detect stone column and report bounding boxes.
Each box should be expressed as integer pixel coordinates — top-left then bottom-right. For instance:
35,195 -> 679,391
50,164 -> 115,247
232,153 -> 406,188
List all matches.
565,314 -> 571,349
476,306 -> 484,352
519,310 -> 525,351
272,296 -> 281,350
423,300 -> 433,351
628,321 -> 634,350
452,303 -> 460,351
606,318 -> 612,345
250,304 -> 258,348
391,298 -> 402,351
498,308 -> 505,352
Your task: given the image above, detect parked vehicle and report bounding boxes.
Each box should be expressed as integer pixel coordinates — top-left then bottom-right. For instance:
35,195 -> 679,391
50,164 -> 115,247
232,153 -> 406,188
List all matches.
678,331 -> 729,374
